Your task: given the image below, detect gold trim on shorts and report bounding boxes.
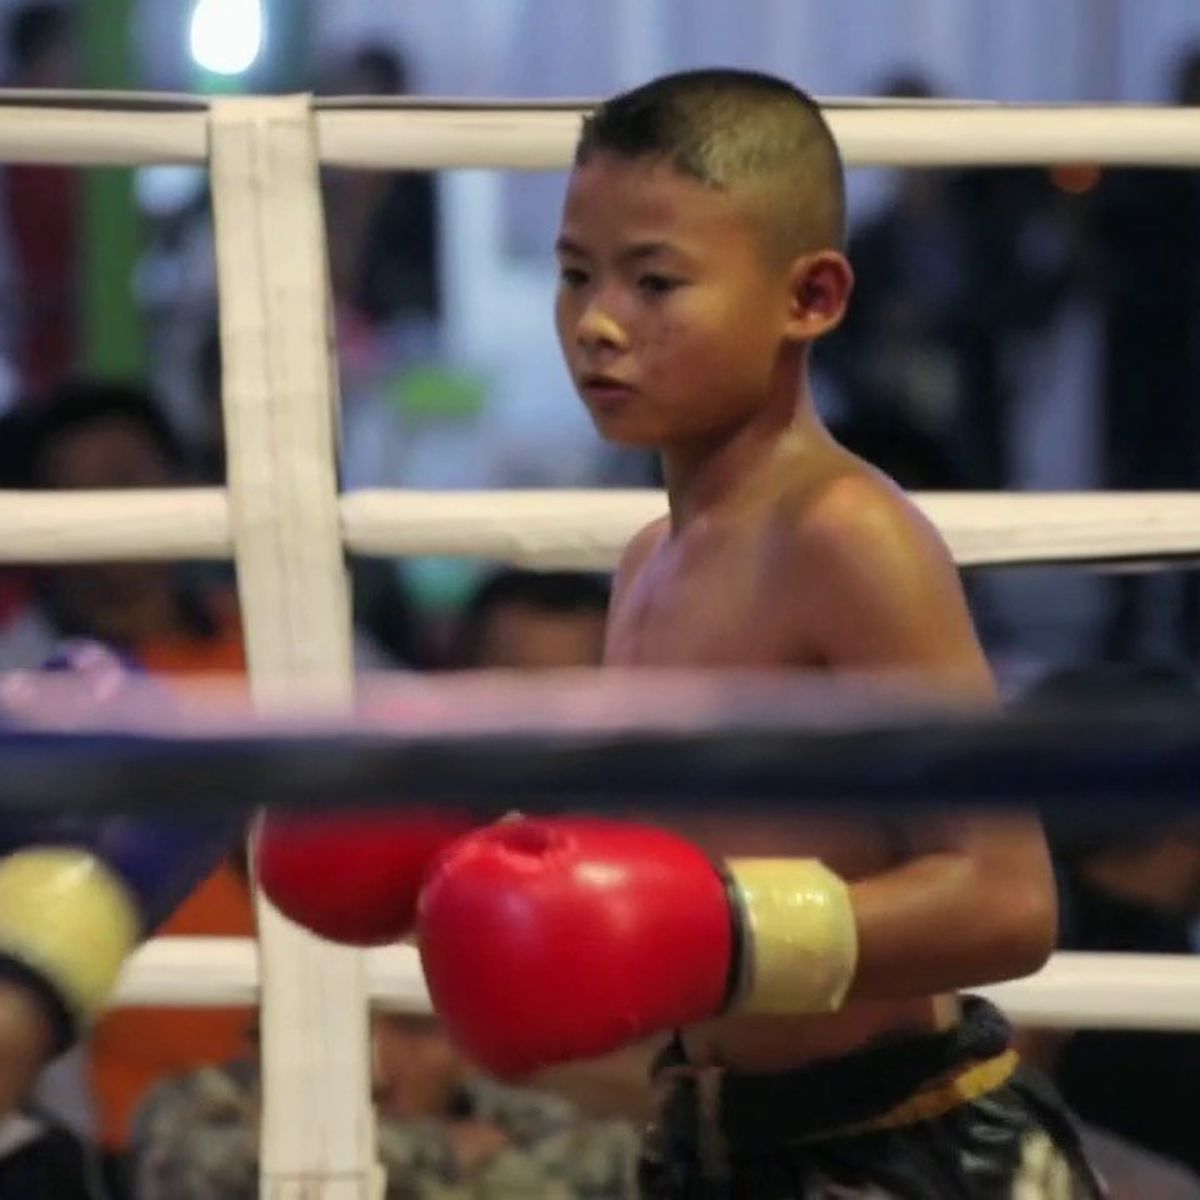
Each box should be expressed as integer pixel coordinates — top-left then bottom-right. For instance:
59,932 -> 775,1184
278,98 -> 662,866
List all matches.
795,1049 -> 1021,1144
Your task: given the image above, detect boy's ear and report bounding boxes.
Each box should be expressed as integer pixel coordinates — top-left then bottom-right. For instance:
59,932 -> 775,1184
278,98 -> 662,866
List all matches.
784,251 -> 854,342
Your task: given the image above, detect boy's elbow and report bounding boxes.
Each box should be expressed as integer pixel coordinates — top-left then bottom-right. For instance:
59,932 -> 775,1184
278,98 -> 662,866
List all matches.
990,879 -> 1057,980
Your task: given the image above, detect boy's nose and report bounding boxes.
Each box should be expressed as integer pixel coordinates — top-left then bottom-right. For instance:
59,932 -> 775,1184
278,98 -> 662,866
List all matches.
577,301 -> 629,352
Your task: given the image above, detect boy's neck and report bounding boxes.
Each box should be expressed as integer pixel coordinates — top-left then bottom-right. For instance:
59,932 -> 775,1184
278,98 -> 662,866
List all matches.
660,365 -> 828,532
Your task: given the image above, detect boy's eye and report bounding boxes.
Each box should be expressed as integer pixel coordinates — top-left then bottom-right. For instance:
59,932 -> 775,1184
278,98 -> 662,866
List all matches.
637,274 -> 679,296
559,266 -> 589,288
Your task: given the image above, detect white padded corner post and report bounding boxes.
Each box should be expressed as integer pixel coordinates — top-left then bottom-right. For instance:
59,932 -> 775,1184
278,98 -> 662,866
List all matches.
208,95 -> 381,1200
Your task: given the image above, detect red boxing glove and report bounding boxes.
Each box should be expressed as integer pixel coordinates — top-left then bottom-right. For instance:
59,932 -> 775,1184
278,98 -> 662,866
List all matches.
254,809 -> 473,946
417,818 -> 859,1077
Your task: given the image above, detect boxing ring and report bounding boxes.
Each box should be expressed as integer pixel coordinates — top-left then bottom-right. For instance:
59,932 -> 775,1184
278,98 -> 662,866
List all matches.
2,91 -> 1200,1196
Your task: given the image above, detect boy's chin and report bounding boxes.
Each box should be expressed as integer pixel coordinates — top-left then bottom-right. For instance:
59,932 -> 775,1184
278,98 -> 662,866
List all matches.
597,429 -> 662,449
588,415 -> 663,449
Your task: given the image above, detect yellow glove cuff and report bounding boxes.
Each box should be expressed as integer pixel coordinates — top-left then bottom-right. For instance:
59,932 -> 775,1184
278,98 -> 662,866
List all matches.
726,858 -> 858,1015
0,849 -> 140,1028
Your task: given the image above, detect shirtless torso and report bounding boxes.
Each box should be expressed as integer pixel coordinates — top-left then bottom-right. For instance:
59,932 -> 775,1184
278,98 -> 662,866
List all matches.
604,436 -> 990,1072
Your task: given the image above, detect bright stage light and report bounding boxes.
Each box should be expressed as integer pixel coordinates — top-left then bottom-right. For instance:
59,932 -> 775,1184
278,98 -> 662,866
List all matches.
188,0 -> 264,77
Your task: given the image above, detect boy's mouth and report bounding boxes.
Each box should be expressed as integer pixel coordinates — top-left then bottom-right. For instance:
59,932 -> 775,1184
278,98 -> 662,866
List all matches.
579,373 -> 636,408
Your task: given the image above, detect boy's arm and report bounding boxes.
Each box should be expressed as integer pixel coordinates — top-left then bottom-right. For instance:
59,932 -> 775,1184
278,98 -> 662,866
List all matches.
802,483 -> 1057,1000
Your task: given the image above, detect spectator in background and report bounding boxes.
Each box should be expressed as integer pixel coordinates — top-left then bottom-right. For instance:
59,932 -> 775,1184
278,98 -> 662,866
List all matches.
828,405 -> 1020,652
1091,46 -> 1200,661
830,408 -> 963,492
131,567 -> 633,1199
0,407 -> 43,666
0,380 -> 244,674
131,1009 -> 640,1200
0,376 -> 411,1191
454,568 -> 610,670
90,850 -> 253,1200
1018,663 -> 1200,1192
353,556 -> 427,670
824,71 -> 1084,492
821,72 -> 974,462
948,165 -> 1086,491
0,407 -> 108,1200
0,380 -> 253,1196
1,2 -> 80,399
188,322 -> 224,485
194,318 -> 424,669
0,380 -> 243,673
5,2 -> 72,86
0,1102 -> 101,1198
323,44 -> 442,331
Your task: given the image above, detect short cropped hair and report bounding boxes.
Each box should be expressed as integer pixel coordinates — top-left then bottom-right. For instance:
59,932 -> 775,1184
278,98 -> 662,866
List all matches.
576,68 -> 845,255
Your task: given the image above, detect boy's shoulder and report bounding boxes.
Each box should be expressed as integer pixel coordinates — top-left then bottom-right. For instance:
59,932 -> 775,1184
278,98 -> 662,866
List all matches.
613,454 -> 951,588
784,455 -> 948,571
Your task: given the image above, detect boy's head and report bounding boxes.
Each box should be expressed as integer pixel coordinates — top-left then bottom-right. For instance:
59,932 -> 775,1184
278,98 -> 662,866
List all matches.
556,69 -> 852,447
576,69 -> 845,257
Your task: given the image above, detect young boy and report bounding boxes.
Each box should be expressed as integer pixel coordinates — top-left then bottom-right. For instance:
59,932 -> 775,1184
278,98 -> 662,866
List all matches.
414,70 -> 1104,1197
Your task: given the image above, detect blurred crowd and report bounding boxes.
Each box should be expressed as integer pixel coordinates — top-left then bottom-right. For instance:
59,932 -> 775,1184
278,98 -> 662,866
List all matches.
0,2 -> 1200,1197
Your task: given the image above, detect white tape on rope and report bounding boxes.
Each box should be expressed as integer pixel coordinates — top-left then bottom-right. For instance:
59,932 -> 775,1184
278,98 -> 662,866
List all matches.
209,95 -> 376,1198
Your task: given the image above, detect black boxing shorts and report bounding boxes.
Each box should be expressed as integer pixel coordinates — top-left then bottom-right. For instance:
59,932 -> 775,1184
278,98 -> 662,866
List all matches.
639,997 -> 1105,1199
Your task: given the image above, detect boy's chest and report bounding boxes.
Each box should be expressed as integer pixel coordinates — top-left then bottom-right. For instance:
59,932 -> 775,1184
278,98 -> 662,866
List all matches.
606,535 -> 816,667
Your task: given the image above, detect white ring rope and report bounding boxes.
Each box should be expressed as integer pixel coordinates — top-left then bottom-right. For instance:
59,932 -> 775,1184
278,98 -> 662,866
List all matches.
340,490 -> 1200,570
115,940 -> 1200,1034
2,94 -> 1200,168
316,103 -> 1200,170
4,488 -> 1200,569
0,488 -> 230,560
